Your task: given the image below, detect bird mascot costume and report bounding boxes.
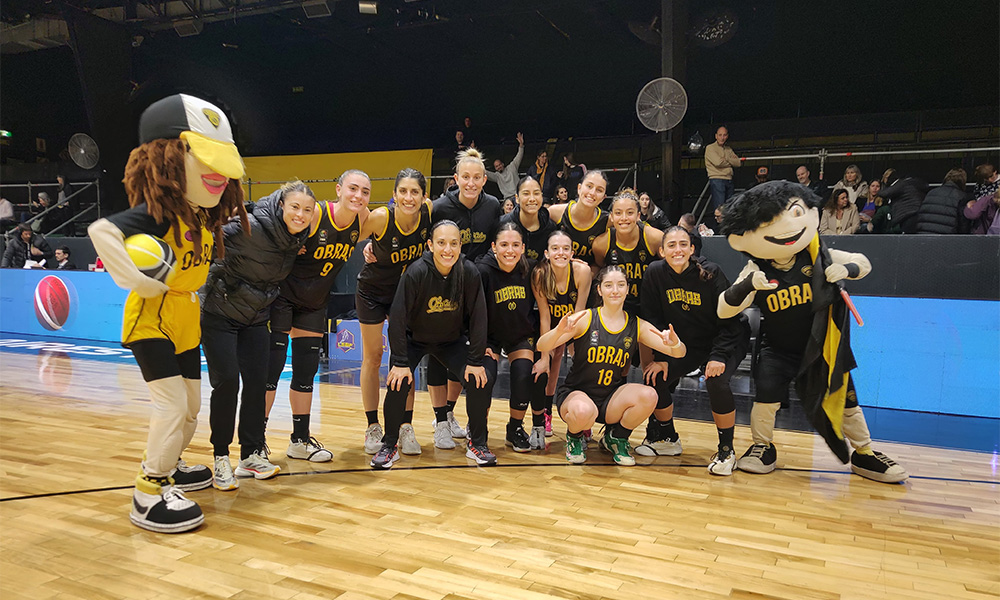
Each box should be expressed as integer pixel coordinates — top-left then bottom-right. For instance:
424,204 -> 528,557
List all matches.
89,94 -> 248,531
716,181 -> 907,483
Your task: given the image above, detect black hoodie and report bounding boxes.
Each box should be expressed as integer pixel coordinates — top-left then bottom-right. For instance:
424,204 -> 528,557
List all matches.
640,256 -> 749,363
388,251 -> 487,367
476,250 -> 537,349
201,191 -> 309,326
499,205 -> 558,262
432,188 -> 502,262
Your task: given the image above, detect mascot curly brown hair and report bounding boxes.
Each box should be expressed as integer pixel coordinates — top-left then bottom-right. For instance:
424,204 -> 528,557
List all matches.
717,181 -> 907,484
89,94 -> 249,532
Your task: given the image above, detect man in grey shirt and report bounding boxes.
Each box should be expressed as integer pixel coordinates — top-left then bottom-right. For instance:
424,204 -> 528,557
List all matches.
486,132 -> 524,203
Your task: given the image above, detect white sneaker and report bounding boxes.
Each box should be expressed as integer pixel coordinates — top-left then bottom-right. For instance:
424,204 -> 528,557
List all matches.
634,437 -> 683,457
213,456 -> 239,491
433,421 -> 456,449
528,426 -> 546,450
446,411 -> 467,438
286,437 -> 333,462
364,423 -> 384,455
708,449 -> 737,476
130,480 -> 204,533
235,451 -> 280,480
399,424 -> 422,455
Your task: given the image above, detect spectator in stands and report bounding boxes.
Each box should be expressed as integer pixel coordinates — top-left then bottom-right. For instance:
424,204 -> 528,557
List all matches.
705,125 -> 741,227
915,168 -> 970,234
833,165 -> 868,211
878,168 -> 928,234
820,188 -> 860,235
486,132 -> 524,204
0,197 -> 14,232
966,164 -> 1000,235
988,189 -> 1000,235
551,184 -> 569,206
795,165 -> 826,198
454,130 -> 468,152
559,154 -> 587,199
677,213 -> 703,256
51,246 -> 77,270
752,166 -> 770,187
527,150 -> 556,202
36,192 -> 68,234
857,180 -> 881,227
638,191 -> 670,230
1,223 -> 53,268
461,117 -> 477,148
501,198 -> 515,215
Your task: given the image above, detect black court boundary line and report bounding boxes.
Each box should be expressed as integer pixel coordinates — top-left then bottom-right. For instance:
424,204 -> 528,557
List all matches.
2,463 -> 996,503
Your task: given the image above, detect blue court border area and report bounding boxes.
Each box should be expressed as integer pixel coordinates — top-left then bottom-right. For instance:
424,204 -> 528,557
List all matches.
2,332 -> 997,455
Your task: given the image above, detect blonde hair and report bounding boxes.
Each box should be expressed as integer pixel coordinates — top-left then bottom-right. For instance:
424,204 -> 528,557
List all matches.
455,148 -> 486,172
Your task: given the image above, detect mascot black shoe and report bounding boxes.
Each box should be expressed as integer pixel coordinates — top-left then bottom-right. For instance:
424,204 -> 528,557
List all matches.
716,181 -> 907,484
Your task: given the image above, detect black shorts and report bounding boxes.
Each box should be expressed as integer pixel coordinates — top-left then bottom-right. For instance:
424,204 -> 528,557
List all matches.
488,336 -> 535,356
555,384 -> 614,424
269,296 -> 327,334
355,286 -> 393,325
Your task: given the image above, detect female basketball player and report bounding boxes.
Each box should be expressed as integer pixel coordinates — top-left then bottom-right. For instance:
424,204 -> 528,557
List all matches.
498,176 -> 558,262
537,266 -> 686,466
638,227 -> 750,475
546,170 -> 610,267
356,168 -> 432,456
477,223 -> 547,452
370,220 -> 495,469
88,94 -> 247,533
263,170 -> 370,463
532,230 -> 592,438
202,181 -> 316,490
592,189 -> 664,317
426,149 -> 502,449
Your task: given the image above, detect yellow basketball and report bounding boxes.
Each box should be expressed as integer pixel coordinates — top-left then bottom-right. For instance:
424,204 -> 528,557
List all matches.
124,234 -> 176,283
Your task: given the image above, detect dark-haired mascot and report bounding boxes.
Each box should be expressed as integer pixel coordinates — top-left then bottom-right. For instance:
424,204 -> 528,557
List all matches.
717,181 -> 907,483
89,94 -> 249,531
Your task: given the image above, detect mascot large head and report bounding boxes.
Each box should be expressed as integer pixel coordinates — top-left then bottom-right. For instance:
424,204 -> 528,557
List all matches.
123,93 -> 248,258
719,181 -> 823,262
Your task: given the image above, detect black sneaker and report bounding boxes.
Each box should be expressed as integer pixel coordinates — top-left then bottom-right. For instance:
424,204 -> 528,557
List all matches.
169,459 -> 212,492
505,424 -> 531,453
736,443 -> 777,474
466,442 -> 497,466
130,475 -> 204,534
370,444 -> 400,470
851,450 -> 908,483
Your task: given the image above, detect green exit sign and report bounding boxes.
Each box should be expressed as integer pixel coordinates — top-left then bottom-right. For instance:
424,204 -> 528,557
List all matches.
0,130 -> 11,138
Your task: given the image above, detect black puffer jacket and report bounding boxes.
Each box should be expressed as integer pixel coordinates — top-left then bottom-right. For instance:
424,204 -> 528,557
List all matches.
1,231 -> 53,268
879,177 -> 928,226
915,181 -> 970,234
201,191 -> 309,326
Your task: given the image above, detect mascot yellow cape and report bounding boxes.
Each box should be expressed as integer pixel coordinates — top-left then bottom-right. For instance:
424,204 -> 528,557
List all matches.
88,94 -> 249,532
716,181 -> 907,483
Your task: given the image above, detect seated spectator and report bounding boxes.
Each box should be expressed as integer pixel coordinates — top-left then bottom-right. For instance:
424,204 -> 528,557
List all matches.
966,164 -> 1000,235
0,197 -> 14,232
454,130 -> 468,152
550,184 -> 569,206
501,198 -> 515,215
35,192 -> 68,234
878,168 -> 928,234
915,168 -> 971,234
527,150 -> 556,201
752,166 -> 770,187
833,164 -> 869,211
486,132 -> 524,204
51,246 -> 78,270
1,223 -> 53,268
638,191 -> 670,230
461,117 -> 477,148
857,180 -> 881,226
795,165 -> 826,198
677,213 -> 703,256
559,153 -> 587,199
988,189 -> 1000,235
819,188 -> 860,235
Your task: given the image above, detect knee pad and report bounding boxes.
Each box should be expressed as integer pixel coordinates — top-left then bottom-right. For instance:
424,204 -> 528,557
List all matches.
426,357 -> 448,387
265,332 -> 289,390
508,358 -> 532,412
290,337 -> 322,393
653,375 -> 674,410
704,375 -> 736,414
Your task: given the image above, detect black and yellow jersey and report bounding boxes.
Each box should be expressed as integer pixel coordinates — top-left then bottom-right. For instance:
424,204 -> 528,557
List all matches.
563,308 -> 639,398
557,201 -> 608,265
280,200 -> 361,311
356,201 -> 431,302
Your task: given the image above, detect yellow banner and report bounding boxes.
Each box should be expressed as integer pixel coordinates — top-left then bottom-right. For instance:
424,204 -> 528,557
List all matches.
242,149 -> 433,207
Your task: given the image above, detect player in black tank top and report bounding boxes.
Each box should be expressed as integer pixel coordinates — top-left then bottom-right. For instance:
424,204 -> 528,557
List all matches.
546,170 -> 610,268
537,265 -> 686,466
532,230 -> 592,437
593,190 -> 665,317
356,170 -> 432,456
263,170 -> 371,462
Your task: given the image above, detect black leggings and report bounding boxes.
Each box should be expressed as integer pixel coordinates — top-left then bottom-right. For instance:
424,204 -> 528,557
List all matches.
483,355 -> 547,413
651,347 -> 745,415
383,337 -> 494,446
202,311 -> 270,460
755,346 -> 859,408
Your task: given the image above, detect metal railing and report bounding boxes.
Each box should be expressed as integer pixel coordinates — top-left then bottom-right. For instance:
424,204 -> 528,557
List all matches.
0,179 -> 101,239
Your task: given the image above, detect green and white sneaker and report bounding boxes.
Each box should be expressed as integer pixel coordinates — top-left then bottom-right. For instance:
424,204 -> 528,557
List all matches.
565,432 -> 587,464
600,431 -> 636,466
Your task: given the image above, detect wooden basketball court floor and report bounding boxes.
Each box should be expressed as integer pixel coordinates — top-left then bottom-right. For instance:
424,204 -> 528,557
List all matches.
1,350 -> 997,600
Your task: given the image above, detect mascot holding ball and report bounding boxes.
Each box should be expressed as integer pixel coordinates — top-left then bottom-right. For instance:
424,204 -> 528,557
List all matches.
89,94 -> 248,532
716,181 -> 907,484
